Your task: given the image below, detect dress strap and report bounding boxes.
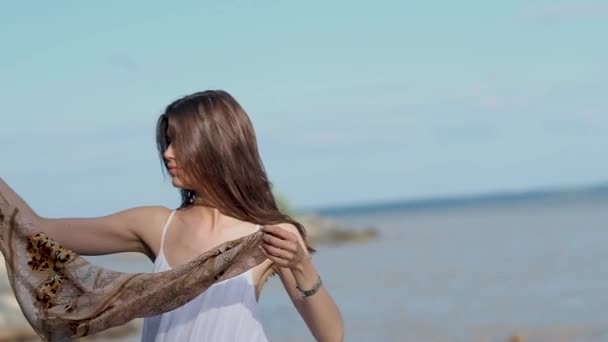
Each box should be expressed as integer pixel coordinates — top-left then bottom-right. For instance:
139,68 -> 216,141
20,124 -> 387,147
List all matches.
159,210 -> 176,256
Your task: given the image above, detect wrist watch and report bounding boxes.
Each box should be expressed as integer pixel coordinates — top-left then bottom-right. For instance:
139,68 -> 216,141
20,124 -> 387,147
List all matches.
296,275 -> 323,298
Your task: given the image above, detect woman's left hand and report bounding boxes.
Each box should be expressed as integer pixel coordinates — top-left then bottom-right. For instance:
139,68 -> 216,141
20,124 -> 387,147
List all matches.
259,225 -> 309,270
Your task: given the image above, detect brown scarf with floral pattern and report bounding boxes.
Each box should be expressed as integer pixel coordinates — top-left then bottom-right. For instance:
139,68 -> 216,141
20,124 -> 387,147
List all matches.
0,182 -> 266,341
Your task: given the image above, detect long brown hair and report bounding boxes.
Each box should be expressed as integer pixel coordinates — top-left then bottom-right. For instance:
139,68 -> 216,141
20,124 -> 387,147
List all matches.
156,90 -> 314,252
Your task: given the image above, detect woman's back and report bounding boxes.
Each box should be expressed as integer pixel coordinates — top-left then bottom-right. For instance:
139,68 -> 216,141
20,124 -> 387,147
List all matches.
141,211 -> 268,342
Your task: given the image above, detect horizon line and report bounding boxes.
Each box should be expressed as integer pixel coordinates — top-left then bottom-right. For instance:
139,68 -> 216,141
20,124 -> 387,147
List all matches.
306,180 -> 608,215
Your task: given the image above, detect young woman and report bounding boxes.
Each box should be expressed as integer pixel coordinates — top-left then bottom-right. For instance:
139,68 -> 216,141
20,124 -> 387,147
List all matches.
2,90 -> 344,341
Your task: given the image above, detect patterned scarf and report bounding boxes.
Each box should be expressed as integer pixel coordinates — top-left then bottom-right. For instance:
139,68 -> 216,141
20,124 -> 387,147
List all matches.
0,182 -> 266,341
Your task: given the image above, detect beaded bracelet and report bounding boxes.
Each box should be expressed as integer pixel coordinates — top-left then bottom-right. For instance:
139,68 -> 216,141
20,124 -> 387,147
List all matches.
295,275 -> 322,298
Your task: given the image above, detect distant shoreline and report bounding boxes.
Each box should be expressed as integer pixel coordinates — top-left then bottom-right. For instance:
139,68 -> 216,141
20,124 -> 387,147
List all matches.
313,182 -> 608,216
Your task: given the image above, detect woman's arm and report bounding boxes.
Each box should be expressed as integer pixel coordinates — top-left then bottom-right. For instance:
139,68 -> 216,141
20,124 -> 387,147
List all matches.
1,177 -> 168,258
260,225 -> 345,342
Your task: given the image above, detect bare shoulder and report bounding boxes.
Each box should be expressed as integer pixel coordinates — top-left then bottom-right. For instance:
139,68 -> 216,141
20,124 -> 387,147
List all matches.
123,206 -> 172,231
123,205 -> 172,221
123,206 -> 172,259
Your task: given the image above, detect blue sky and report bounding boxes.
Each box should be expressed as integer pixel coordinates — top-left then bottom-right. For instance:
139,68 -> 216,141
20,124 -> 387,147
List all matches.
1,1 -> 607,215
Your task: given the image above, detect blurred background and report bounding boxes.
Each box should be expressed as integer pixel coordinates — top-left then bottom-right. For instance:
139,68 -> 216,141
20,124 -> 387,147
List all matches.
1,1 -> 607,341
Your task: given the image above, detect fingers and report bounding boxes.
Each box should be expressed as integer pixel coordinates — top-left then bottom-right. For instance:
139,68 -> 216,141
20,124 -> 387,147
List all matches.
262,232 -> 297,253
259,245 -> 291,267
262,225 -> 296,241
260,243 -> 292,259
260,225 -> 303,267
